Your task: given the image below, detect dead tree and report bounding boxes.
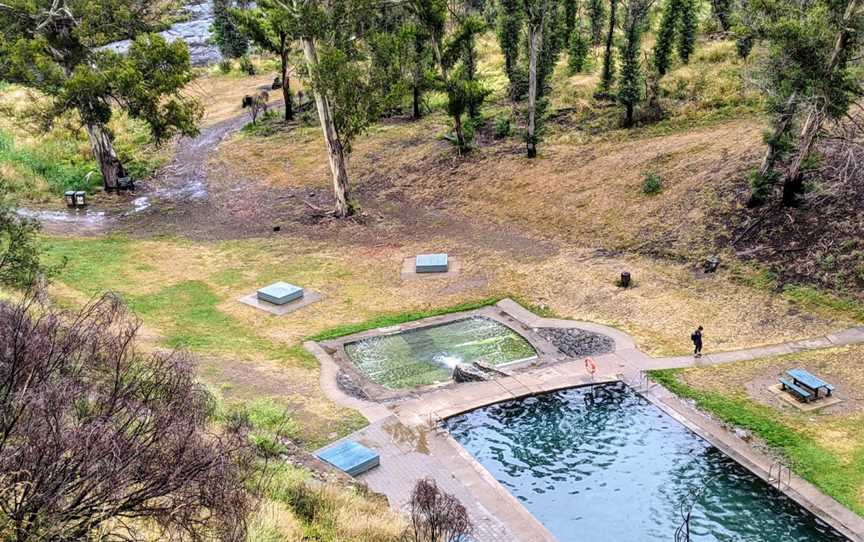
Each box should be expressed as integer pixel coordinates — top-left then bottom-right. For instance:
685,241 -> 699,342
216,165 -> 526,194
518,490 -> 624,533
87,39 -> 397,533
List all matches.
409,478 -> 473,542
0,291 -> 254,541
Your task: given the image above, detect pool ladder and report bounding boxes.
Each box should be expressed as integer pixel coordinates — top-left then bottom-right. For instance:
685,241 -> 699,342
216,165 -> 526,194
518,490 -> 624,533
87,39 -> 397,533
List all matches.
768,460 -> 792,490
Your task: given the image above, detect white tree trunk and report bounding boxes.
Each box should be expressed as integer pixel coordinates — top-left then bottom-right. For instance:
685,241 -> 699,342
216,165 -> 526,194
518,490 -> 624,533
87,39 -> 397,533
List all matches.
85,123 -> 126,191
301,37 -> 351,217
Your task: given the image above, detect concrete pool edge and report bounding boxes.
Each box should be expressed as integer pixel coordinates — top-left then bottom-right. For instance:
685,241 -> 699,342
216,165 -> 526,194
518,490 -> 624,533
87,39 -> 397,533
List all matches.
640,380 -> 864,542
306,299 -> 864,542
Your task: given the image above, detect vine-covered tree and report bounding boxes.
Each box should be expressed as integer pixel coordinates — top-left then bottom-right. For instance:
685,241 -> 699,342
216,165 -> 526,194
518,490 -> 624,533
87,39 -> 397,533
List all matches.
711,0 -> 733,31
653,0 -> 683,75
569,24 -> 591,72
0,292 -> 254,541
235,0 -> 298,122
677,0 -> 697,63
497,0 -> 525,99
564,0 -> 579,36
213,0 -> 250,59
618,0 -> 652,126
588,0 -> 607,45
597,0 -> 620,97
0,1 -> 202,191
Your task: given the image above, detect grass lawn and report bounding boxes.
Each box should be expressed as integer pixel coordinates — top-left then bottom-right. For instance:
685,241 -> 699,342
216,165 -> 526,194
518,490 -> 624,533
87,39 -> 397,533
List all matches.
38,230 -> 861,450
650,344 -> 864,515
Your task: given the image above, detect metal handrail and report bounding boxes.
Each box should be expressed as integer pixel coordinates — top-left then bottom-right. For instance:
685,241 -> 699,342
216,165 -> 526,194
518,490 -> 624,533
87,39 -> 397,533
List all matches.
768,460 -> 792,490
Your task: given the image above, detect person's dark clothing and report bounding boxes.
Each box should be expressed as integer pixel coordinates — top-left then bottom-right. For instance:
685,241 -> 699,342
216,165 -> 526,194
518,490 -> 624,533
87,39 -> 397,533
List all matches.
692,329 -> 703,355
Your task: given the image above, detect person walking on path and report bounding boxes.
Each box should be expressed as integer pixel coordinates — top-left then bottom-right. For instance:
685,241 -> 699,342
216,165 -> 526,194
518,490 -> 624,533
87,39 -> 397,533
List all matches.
691,326 -> 704,358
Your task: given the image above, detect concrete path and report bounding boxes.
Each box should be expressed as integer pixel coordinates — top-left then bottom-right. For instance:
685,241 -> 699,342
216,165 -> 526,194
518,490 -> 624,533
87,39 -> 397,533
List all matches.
309,299 -> 864,542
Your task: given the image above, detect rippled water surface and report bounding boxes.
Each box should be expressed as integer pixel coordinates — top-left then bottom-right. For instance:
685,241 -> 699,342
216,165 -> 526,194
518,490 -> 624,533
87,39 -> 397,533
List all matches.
344,317 -> 536,389
447,384 -> 846,542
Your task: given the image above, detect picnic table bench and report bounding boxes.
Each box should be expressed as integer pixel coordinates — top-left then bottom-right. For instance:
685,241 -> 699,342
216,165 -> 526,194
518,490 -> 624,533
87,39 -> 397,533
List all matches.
779,368 -> 834,402
779,377 -> 814,402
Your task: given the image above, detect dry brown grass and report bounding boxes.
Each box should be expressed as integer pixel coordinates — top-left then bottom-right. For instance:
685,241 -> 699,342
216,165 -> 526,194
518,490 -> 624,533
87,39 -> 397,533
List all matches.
186,73 -> 286,127
213,107 -> 763,256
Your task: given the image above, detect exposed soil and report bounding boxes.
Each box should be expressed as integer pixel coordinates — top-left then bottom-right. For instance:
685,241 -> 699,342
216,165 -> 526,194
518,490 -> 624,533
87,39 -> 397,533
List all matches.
109,111 -> 559,265
723,120 -> 864,301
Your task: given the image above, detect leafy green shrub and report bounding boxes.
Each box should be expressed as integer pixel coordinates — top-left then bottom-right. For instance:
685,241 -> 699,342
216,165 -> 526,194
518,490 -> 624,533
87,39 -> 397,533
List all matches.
218,59 -> 233,74
494,115 -> 512,138
239,55 -> 256,75
641,173 -> 663,195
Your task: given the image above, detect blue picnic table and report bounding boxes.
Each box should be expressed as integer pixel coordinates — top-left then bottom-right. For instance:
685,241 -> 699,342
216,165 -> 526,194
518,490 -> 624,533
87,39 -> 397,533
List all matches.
785,368 -> 834,399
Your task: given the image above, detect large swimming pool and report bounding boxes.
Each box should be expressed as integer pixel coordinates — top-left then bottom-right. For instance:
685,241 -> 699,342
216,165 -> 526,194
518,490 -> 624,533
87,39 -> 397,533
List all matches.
343,316 -> 536,389
446,383 -> 846,542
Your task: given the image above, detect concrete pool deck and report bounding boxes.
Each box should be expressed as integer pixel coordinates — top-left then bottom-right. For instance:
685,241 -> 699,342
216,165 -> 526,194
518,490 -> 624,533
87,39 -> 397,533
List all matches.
307,299 -> 864,542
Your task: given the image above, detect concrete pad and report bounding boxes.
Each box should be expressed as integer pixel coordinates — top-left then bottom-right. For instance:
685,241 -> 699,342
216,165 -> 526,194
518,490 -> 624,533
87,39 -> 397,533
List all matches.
400,256 -> 461,279
768,384 -> 843,412
238,289 -> 323,315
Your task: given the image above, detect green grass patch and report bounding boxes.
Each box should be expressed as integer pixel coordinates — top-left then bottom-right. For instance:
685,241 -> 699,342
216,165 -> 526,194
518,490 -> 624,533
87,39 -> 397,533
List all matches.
43,236 -> 133,295
126,280 -> 293,359
0,129 -> 100,197
308,296 -> 504,342
782,284 -> 864,322
649,369 -> 864,514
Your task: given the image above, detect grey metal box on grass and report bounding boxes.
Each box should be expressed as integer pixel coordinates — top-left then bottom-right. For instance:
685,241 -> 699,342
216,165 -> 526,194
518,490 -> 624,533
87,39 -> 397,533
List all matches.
256,282 -> 304,305
415,253 -> 449,273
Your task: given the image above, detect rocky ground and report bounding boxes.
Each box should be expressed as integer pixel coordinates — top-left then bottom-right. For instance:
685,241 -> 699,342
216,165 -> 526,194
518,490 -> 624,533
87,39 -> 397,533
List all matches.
536,328 -> 616,358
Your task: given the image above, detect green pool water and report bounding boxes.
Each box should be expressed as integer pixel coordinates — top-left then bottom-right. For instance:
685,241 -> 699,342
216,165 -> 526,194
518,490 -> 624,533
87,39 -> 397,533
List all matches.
343,316 -> 536,389
447,383 -> 847,542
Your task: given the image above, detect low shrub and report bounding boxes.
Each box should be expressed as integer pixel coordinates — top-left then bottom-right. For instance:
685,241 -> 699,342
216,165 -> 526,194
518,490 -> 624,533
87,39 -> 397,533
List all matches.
494,115 -> 512,139
239,55 -> 256,75
641,173 -> 663,195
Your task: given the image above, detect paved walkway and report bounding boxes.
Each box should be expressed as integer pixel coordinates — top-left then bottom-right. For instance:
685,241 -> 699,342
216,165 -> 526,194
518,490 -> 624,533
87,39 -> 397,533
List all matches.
309,298 -> 864,542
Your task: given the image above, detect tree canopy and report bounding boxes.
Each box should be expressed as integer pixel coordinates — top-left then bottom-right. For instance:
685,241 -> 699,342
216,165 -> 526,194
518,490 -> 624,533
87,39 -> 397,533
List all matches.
0,0 -> 201,190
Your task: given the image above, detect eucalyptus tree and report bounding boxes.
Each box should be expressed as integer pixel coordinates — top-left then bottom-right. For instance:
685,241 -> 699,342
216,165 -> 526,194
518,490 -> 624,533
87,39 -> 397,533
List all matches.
780,0 -> 863,204
235,0 -> 299,122
744,0 -> 864,206
0,0 -> 202,191
291,0 -> 402,216
523,0 -> 563,157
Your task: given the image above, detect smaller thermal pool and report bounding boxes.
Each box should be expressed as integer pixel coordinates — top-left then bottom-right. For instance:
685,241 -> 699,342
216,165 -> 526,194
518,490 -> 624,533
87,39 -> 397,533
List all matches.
343,316 -> 536,389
